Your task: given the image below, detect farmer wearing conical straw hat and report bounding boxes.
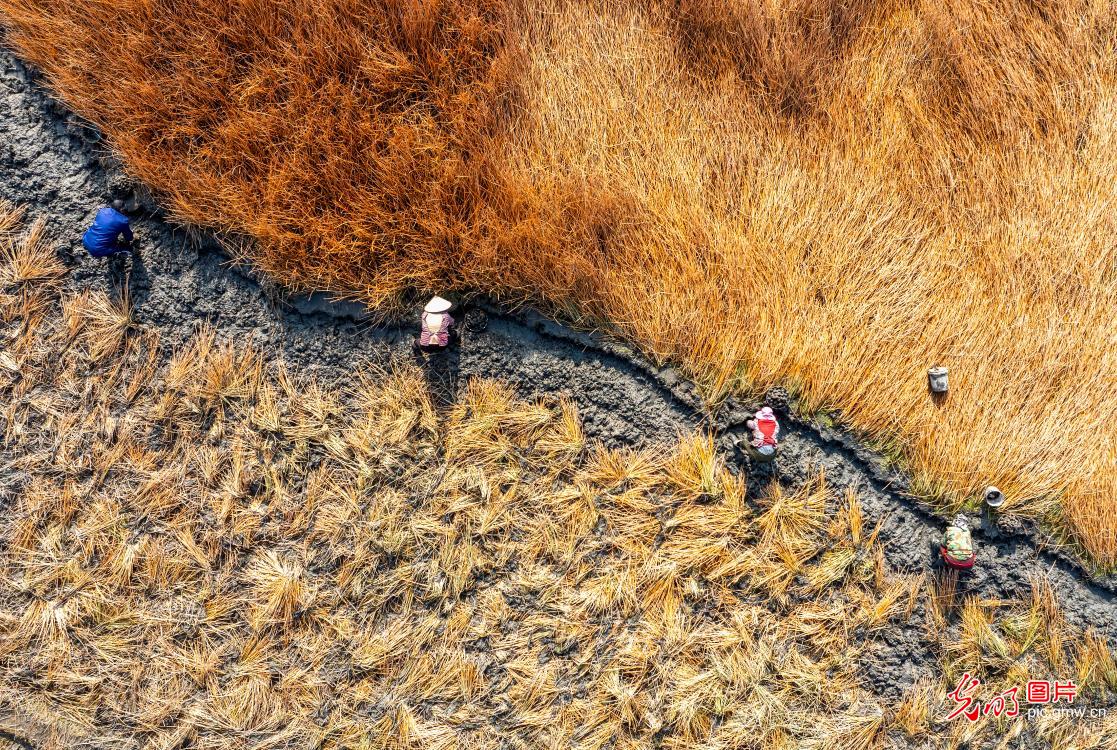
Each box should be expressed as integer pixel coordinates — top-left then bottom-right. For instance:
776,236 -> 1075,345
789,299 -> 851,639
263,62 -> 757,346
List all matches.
414,296 -> 456,353
745,406 -> 779,463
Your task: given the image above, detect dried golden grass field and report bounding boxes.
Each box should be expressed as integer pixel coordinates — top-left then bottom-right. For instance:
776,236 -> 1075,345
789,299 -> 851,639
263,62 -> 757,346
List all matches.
0,0 -> 1114,566
1,207 -> 1115,749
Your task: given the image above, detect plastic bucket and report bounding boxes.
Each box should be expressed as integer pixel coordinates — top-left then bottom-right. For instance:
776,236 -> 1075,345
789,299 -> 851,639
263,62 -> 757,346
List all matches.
928,367 -> 949,393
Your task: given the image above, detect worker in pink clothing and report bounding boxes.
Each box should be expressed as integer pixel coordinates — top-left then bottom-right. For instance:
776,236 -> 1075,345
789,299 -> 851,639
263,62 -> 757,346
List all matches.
745,407 -> 779,463
414,296 -> 456,353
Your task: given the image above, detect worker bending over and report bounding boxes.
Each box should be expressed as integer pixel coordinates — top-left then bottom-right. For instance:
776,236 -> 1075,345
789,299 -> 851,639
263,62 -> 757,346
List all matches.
941,513 -> 976,570
82,204 -> 133,258
414,296 -> 456,353
745,407 -> 780,463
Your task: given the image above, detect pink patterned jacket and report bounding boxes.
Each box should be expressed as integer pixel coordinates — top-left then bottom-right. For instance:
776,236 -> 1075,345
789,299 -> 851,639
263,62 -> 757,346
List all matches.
420,312 -> 455,347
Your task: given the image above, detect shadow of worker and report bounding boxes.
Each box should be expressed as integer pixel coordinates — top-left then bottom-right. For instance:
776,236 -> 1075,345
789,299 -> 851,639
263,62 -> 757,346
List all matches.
413,328 -> 461,410
107,244 -> 146,295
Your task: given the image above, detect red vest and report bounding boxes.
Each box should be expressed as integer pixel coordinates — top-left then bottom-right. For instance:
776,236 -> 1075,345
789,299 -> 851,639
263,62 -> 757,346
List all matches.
756,419 -> 777,446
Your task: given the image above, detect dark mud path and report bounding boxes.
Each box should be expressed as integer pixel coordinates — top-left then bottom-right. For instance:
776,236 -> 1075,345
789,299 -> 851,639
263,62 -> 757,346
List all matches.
1,48 -> 1114,716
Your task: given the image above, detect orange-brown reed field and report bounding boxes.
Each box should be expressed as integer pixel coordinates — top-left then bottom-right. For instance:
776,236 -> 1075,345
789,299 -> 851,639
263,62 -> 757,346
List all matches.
1,0 -> 1115,561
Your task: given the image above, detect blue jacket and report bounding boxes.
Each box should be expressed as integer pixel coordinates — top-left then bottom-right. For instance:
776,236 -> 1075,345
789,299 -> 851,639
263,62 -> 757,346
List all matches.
82,208 -> 133,257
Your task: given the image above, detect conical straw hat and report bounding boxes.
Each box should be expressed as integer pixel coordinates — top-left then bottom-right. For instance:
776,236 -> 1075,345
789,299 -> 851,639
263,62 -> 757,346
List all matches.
424,296 -> 452,314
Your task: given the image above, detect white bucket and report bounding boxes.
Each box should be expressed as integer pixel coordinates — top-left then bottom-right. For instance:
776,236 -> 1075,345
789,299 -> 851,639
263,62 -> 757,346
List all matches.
984,486 -> 1005,508
928,366 -> 949,393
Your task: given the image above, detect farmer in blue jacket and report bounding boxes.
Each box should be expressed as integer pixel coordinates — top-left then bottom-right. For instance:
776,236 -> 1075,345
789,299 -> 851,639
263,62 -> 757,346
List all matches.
82,204 -> 134,258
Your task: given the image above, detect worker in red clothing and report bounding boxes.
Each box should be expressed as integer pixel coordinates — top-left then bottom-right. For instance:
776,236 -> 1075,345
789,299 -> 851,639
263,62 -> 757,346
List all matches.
745,406 -> 779,463
414,296 -> 456,353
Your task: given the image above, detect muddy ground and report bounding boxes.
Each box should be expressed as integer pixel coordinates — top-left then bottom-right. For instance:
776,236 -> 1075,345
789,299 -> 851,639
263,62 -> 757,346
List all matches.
1,48 -> 1115,740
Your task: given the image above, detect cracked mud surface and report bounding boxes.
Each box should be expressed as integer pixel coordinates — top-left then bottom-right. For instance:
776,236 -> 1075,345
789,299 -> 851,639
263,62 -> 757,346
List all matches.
1,47 -> 1114,740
